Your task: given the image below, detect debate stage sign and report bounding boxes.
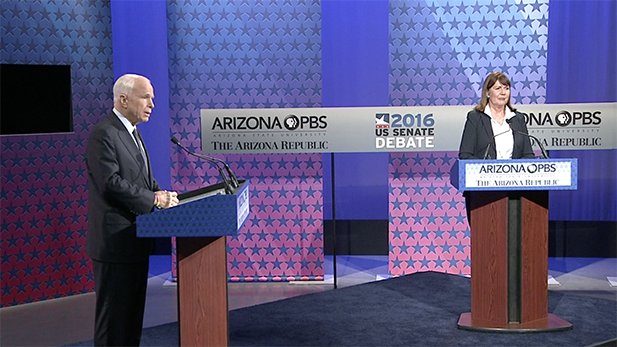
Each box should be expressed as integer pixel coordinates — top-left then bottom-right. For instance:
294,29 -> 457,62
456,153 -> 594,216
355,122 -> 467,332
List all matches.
201,103 -> 616,154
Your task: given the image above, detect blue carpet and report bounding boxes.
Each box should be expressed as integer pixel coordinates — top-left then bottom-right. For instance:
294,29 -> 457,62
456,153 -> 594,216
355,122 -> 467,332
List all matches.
66,272 -> 617,346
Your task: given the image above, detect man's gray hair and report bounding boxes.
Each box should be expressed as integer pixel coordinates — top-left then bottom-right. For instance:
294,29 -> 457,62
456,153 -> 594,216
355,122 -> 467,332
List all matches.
113,74 -> 148,103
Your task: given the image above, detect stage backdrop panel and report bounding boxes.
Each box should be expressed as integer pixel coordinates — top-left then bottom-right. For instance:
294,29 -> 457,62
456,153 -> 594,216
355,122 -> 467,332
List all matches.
546,0 -> 617,222
1,0 -> 112,307
389,152 -> 470,276
166,1 -> 324,281
387,0 -> 546,276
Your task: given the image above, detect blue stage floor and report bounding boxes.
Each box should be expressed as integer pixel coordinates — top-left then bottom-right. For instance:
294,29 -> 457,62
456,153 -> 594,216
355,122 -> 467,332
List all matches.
2,255 -> 615,347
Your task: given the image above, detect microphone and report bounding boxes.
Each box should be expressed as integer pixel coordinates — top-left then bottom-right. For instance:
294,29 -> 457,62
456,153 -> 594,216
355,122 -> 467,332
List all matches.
483,130 -> 511,159
172,137 -> 240,188
506,119 -> 549,159
482,142 -> 492,160
170,137 -> 235,194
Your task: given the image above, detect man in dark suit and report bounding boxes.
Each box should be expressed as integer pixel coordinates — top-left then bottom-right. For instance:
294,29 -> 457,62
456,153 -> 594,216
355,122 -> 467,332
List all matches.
85,74 -> 178,346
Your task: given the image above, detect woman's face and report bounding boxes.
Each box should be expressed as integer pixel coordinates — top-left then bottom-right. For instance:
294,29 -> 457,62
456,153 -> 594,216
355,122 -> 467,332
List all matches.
487,80 -> 510,109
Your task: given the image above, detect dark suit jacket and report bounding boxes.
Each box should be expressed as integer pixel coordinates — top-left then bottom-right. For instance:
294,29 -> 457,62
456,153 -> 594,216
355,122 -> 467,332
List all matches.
85,112 -> 159,263
458,109 -> 535,160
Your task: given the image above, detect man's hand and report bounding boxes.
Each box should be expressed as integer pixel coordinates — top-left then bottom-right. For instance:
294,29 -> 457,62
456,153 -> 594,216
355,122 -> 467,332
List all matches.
154,190 -> 179,209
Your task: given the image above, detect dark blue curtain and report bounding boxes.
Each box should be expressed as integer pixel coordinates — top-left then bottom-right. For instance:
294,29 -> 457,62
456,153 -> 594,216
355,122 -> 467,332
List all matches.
547,0 -> 617,221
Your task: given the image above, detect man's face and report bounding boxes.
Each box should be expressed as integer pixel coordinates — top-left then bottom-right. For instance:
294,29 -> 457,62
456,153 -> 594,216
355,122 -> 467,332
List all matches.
120,77 -> 154,125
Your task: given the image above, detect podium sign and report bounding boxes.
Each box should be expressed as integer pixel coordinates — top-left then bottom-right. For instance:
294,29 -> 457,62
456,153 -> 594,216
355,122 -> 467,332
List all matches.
458,158 -> 577,192
455,160 -> 576,333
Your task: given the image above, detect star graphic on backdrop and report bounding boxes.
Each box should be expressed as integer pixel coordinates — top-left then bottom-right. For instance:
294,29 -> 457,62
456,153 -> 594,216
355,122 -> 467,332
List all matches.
391,258 -> 403,269
425,215 -> 438,225
391,229 -> 404,240
448,229 -> 460,239
413,215 -> 424,224
419,257 -> 432,268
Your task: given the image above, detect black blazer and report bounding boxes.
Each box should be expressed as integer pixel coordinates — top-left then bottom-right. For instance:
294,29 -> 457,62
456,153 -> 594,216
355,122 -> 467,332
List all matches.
85,112 -> 159,263
458,109 -> 535,160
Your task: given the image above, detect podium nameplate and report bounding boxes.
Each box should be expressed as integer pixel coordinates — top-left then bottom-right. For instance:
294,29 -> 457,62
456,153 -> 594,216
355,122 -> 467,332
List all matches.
457,158 -> 577,192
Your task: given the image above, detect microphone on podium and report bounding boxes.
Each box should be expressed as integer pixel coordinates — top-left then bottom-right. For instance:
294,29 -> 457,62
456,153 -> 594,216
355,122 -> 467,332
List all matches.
171,137 -> 240,188
170,137 -> 237,194
483,129 -> 510,159
505,119 -> 549,159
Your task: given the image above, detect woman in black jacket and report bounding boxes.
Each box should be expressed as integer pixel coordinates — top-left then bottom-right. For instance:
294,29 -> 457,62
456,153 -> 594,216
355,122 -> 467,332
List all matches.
459,72 -> 534,160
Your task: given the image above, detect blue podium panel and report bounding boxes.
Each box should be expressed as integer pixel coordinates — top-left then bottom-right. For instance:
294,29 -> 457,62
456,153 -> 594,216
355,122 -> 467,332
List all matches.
136,181 -> 250,238
455,159 -> 578,192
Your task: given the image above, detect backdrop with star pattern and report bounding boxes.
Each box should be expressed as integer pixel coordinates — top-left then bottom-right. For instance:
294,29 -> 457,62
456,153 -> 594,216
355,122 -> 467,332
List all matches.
3,0 -> 608,307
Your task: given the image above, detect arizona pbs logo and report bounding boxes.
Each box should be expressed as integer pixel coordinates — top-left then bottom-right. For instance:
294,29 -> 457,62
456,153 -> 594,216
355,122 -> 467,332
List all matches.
211,114 -> 327,131
525,109 -> 604,148
526,110 -> 602,127
375,112 -> 435,149
283,114 -> 327,131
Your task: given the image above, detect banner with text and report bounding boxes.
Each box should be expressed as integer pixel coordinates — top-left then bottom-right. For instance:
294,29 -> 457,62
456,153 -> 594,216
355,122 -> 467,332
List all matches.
201,103 -> 616,154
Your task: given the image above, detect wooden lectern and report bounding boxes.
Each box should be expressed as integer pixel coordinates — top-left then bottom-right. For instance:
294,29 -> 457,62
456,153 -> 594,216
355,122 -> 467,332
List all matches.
137,180 -> 250,346
454,159 -> 577,332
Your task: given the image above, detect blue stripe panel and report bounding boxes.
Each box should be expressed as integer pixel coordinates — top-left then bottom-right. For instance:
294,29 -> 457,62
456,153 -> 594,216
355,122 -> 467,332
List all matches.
110,0 -> 172,190
547,0 -> 617,103
321,0 -> 390,220
322,0 -> 389,107
546,0 -> 617,221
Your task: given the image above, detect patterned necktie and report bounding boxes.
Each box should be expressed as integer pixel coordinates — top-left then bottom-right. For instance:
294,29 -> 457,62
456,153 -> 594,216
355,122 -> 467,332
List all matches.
132,129 -> 148,173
